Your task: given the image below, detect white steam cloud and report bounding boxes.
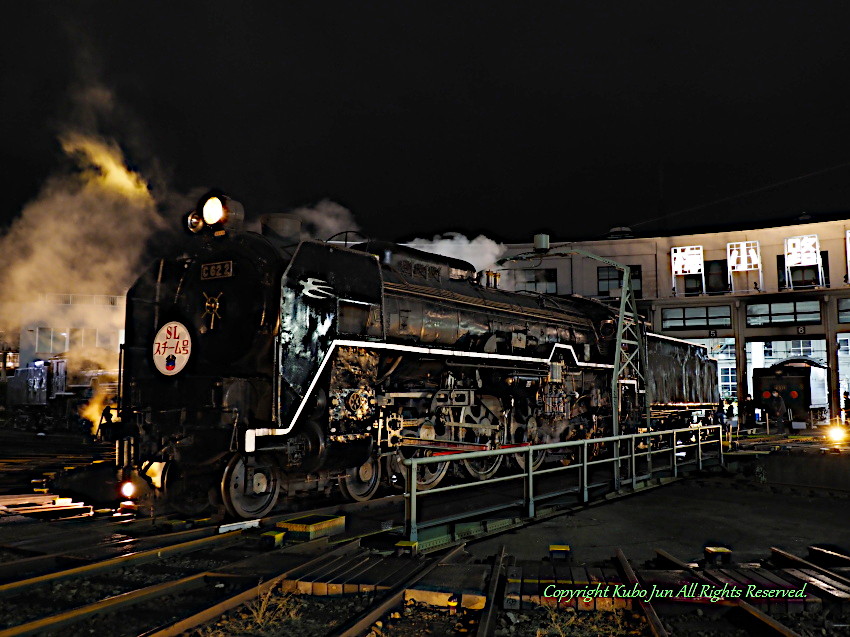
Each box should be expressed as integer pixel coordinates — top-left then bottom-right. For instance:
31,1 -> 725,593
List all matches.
292,199 -> 361,241
286,203 -> 508,277
404,232 -> 507,272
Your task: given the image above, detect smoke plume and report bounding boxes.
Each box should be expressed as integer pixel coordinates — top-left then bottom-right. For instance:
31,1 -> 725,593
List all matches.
0,132 -> 164,366
0,76 -> 168,371
404,232 -> 507,272
292,199 -> 362,242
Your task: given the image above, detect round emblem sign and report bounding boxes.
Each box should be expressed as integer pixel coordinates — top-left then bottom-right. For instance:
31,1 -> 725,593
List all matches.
152,321 -> 191,376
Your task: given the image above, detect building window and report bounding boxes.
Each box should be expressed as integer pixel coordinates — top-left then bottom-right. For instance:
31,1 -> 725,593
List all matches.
514,269 -> 557,294
597,267 -> 618,296
682,274 -> 703,296
719,366 -> 737,399
40,293 -> 125,306
704,259 -> 729,294
839,337 -> 850,354
777,252 -> 829,289
2,352 -> 19,370
763,341 -> 774,357
715,341 -> 735,357
839,298 -> 850,324
789,340 -> 813,357
661,305 -> 732,330
746,300 -> 821,326
597,266 -> 642,299
69,328 -> 99,350
96,331 -> 119,351
35,327 -> 69,355
630,266 -> 643,298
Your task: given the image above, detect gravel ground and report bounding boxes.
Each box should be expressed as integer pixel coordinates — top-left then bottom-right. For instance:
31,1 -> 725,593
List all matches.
0,548 -> 25,562
0,553 -> 240,630
187,590 -> 651,636
659,607 -> 850,637
192,588 -> 385,636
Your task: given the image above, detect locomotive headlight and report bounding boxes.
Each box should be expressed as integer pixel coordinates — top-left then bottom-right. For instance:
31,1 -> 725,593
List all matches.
202,195 -> 226,225
192,191 -> 244,235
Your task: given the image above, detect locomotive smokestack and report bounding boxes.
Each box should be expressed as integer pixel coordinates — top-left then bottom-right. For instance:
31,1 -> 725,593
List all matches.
261,214 -> 301,248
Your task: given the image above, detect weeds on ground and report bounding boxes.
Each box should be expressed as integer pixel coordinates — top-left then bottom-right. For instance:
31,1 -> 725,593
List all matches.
248,584 -> 300,628
195,583 -> 300,636
536,605 -> 577,636
535,606 -> 640,636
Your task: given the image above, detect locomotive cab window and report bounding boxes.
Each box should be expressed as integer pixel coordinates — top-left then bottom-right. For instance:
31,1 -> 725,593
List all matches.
337,301 -> 383,339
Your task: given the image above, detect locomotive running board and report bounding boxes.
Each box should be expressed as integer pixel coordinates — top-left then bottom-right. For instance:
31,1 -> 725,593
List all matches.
250,339 -> 614,452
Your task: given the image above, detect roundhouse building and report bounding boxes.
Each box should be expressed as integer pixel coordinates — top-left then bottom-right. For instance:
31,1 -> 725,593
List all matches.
13,293 -> 125,369
503,215 -> 850,427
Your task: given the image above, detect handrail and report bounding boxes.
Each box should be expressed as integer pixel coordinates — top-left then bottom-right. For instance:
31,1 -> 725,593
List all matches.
402,425 -> 723,542
402,426 -> 714,465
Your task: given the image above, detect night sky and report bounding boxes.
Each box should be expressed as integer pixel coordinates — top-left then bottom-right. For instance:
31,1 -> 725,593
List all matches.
4,2 -> 850,242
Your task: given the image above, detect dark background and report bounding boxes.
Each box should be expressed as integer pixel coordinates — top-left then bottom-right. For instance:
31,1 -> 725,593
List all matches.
3,1 -> 850,242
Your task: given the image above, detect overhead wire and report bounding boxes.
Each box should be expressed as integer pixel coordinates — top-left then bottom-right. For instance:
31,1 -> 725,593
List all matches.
623,159 -> 850,234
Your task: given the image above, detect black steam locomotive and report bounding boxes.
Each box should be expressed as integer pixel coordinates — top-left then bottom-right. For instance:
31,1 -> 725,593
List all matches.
119,192 -> 717,518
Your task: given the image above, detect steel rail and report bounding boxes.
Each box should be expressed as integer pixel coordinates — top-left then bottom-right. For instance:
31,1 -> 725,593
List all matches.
0,529 -> 244,599
615,548 -> 668,637
144,539 -> 363,637
0,525 -> 221,583
475,546 -> 506,637
0,572 -> 209,637
331,543 -> 468,637
654,549 -> 800,637
770,546 -> 850,588
0,538 -> 364,637
807,545 -> 850,566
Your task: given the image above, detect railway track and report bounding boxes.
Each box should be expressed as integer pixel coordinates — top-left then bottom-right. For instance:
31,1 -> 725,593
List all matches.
0,429 -> 115,503
0,487 -> 416,637
0,523 -> 253,636
334,541 -> 850,636
3,480 -> 848,636
10,446 -> 846,635
0,514 -> 383,637
624,548 -> 803,637
0,439 -> 725,635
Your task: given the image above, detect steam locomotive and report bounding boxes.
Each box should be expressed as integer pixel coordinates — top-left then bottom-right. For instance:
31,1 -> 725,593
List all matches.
119,192 -> 718,518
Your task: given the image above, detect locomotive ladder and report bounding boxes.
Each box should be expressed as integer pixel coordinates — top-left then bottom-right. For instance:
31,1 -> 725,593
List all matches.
497,246 -> 652,439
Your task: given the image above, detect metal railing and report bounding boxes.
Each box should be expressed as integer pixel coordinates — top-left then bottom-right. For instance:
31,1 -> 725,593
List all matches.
402,425 -> 723,542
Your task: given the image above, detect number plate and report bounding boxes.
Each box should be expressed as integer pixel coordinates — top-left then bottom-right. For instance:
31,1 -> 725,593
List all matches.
201,261 -> 233,280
